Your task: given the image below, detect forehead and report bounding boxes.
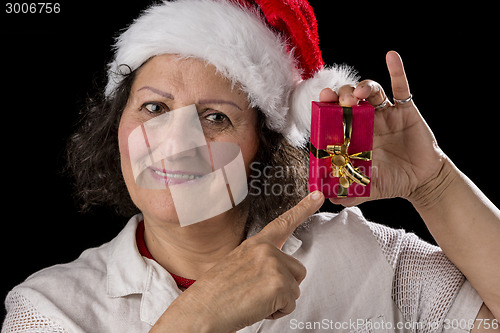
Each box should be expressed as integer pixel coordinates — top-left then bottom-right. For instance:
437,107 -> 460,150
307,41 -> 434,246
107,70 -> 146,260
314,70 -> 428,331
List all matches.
132,54 -> 247,102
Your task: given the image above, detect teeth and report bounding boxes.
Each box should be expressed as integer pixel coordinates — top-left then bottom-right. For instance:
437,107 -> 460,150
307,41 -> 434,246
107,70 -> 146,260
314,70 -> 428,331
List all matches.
153,169 -> 202,180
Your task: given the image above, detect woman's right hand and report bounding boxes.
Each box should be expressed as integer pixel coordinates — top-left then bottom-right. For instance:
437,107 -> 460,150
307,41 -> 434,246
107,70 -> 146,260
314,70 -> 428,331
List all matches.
151,191 -> 325,333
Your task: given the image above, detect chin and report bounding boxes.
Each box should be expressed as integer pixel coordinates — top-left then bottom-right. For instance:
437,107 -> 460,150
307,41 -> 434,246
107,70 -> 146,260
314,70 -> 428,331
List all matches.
135,188 -> 248,232
132,187 -> 179,223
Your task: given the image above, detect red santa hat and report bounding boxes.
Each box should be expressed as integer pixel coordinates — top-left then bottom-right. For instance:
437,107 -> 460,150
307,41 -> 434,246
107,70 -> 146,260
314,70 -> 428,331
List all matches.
105,0 -> 358,147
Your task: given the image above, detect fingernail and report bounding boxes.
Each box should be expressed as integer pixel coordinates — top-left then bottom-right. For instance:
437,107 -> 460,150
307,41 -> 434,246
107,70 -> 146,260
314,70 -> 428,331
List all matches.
310,191 -> 323,201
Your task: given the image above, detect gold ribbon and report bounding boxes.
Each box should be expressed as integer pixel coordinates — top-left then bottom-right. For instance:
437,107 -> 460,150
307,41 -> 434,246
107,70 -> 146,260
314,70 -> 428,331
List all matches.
309,106 -> 372,197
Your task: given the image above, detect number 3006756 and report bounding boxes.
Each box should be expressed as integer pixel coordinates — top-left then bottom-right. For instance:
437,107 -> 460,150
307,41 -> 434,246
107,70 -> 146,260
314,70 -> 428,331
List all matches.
5,3 -> 60,14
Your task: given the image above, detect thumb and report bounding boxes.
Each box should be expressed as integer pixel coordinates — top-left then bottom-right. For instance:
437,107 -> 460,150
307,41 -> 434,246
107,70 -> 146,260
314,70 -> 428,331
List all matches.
258,191 -> 325,249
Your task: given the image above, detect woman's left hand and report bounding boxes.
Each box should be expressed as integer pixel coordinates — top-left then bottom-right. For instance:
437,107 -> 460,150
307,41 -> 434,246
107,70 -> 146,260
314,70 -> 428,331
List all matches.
322,51 -> 448,207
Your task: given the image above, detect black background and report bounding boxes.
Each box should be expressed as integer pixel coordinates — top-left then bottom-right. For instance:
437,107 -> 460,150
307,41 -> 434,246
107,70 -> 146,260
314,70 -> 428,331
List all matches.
0,0 -> 497,317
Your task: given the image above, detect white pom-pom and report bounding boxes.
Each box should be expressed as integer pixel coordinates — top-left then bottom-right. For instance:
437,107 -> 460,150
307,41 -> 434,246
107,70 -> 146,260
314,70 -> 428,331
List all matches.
285,65 -> 359,147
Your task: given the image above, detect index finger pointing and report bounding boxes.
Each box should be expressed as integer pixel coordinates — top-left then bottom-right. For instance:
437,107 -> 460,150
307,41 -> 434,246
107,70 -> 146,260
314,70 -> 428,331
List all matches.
258,191 -> 325,249
386,51 -> 411,101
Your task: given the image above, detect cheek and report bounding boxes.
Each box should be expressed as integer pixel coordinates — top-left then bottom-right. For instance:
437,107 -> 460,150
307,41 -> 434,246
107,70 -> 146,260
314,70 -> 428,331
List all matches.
118,124 -> 131,165
230,114 -> 260,174
117,118 -> 138,183
238,129 -> 260,175
118,112 -> 144,163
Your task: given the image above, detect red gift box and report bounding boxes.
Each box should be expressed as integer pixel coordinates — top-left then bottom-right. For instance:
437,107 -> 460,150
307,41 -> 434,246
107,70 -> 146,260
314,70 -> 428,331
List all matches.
309,101 -> 374,198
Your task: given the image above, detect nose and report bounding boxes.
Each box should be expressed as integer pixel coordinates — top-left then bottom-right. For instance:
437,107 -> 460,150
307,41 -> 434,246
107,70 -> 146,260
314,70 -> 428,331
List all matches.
147,104 -> 207,162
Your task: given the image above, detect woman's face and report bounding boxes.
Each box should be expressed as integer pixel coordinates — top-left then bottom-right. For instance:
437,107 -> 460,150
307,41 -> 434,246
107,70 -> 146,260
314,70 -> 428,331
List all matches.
118,54 -> 259,227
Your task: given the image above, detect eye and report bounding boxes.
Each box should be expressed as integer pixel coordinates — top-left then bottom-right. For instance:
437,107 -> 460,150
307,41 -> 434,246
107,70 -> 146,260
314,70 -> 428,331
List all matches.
205,113 -> 229,123
139,102 -> 168,115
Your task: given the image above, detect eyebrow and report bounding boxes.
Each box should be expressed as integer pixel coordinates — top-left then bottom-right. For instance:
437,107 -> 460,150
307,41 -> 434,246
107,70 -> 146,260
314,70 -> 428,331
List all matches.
137,86 -> 242,111
138,86 -> 174,100
198,99 -> 242,111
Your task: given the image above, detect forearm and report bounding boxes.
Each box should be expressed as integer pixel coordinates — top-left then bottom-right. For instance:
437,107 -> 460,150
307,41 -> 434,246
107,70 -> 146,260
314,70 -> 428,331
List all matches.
409,158 -> 500,319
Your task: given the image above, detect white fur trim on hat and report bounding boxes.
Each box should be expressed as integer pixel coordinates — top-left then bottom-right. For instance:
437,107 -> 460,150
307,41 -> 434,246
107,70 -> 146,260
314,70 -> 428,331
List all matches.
106,0 -> 358,147
287,65 -> 359,146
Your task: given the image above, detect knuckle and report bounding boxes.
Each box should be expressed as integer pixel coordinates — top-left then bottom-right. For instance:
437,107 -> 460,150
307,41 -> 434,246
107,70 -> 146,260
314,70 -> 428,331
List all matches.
296,286 -> 301,300
267,276 -> 288,294
272,215 -> 293,233
285,298 -> 297,313
277,205 -> 305,227
242,235 -> 259,247
297,263 -> 307,283
338,84 -> 356,93
292,283 -> 301,300
251,242 -> 277,262
272,288 -> 298,316
263,254 -> 282,272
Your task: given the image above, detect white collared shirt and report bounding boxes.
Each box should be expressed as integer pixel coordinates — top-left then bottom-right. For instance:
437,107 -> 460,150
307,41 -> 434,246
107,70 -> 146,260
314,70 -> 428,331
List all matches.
2,208 -> 483,332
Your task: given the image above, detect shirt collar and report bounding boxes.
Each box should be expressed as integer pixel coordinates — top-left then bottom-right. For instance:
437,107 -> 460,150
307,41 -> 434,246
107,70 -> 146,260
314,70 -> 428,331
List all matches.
105,214 -> 303,325
106,214 -> 148,297
105,214 -> 181,325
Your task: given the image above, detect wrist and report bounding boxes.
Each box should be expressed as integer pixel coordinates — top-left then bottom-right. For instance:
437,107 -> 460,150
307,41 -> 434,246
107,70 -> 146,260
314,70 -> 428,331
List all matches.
407,157 -> 459,211
151,287 -> 221,333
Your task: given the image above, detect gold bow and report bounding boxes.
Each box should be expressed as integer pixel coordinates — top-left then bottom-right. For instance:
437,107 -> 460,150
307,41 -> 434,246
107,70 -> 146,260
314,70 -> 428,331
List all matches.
309,106 -> 372,197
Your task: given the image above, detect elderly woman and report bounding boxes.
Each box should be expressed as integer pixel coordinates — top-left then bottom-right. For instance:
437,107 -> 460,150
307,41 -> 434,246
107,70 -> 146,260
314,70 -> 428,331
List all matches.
3,0 -> 499,332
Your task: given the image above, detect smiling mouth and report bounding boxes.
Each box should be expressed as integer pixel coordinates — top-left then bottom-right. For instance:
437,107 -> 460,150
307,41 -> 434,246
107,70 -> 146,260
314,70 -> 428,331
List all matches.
148,166 -> 208,186
152,169 -> 204,180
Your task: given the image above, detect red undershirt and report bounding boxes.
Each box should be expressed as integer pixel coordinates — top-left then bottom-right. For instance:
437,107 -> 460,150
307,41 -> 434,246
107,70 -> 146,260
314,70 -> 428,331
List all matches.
136,221 -> 196,289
